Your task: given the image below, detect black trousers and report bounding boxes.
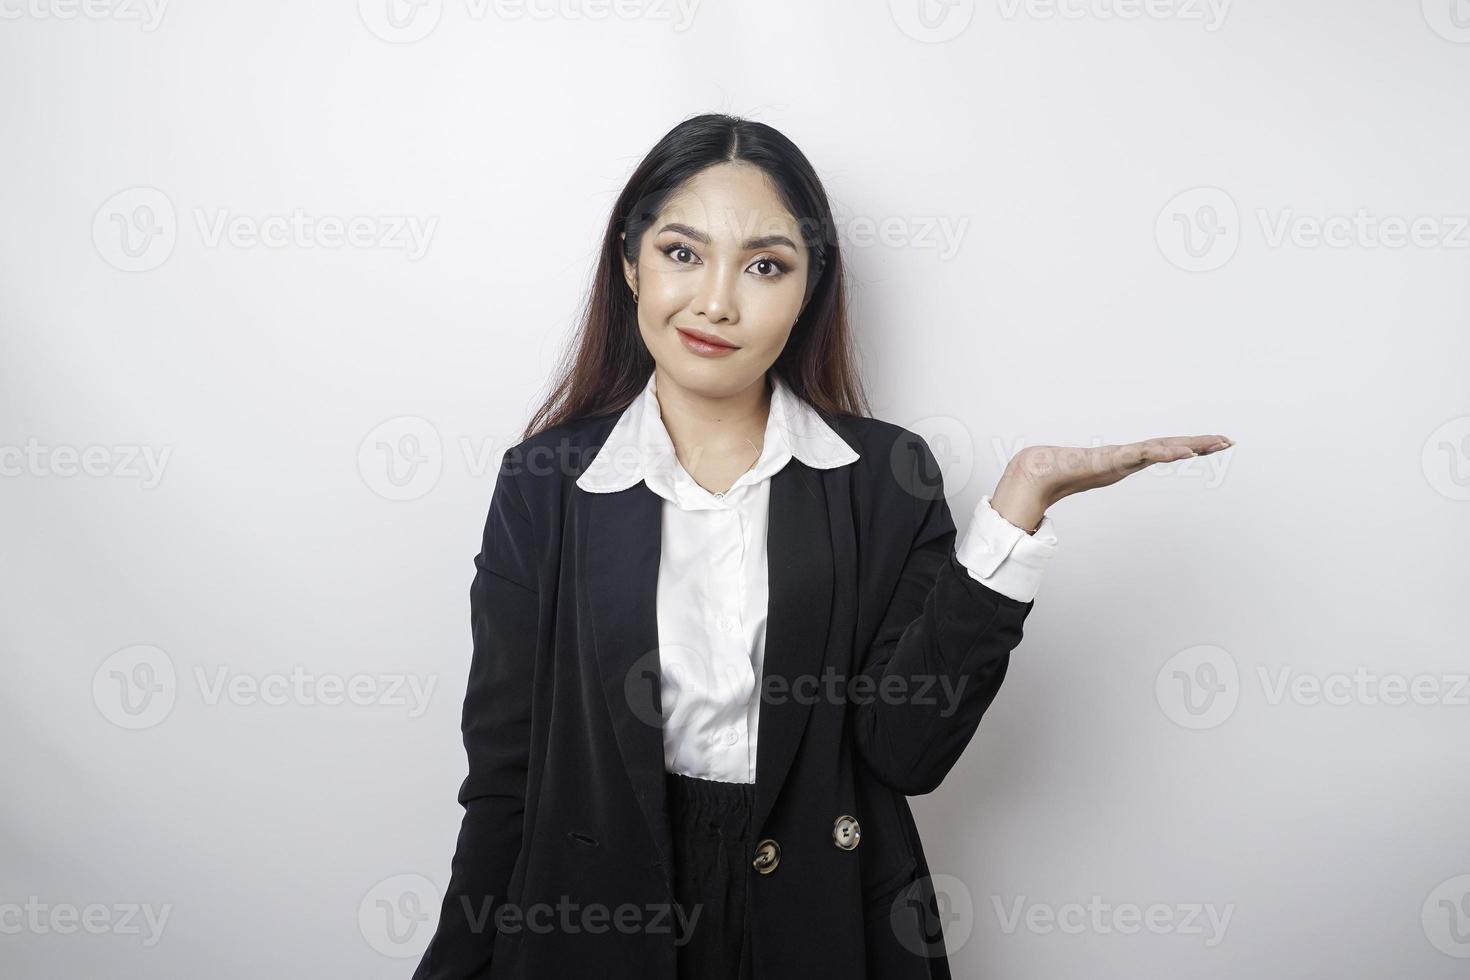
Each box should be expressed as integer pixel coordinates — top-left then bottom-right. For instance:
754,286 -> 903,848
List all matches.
665,771 -> 756,980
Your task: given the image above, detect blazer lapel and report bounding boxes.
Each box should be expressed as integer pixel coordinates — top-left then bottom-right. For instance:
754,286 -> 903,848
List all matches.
754,461 -> 834,835
586,482 -> 675,884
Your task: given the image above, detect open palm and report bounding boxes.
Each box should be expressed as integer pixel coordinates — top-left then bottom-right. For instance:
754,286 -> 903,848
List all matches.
991,434 -> 1235,531
1015,434 -> 1233,499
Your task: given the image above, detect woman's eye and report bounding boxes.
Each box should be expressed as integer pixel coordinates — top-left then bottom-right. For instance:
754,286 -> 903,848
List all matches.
661,243 -> 786,278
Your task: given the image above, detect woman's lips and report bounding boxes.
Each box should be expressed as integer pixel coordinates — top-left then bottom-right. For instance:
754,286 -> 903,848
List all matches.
676,328 -> 739,358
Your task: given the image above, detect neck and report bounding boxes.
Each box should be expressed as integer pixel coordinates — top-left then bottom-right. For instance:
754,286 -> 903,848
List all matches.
653,369 -> 771,484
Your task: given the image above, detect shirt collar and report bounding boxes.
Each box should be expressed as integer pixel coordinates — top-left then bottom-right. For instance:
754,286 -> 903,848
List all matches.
576,371 -> 859,506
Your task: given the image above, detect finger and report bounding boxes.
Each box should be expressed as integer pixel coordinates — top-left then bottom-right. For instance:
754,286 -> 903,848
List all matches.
1135,434 -> 1235,458
1113,440 -> 1192,473
1192,434 -> 1235,454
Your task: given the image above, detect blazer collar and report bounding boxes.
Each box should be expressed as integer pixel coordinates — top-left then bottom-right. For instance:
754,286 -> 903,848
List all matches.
575,371 -> 859,503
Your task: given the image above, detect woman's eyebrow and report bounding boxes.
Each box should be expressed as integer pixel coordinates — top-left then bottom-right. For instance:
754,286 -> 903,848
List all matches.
657,222 -> 798,252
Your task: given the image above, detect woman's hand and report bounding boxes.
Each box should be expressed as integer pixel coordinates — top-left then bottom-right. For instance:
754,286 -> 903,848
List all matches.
989,434 -> 1235,533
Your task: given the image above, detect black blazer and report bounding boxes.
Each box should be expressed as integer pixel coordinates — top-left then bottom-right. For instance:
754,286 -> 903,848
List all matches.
411,405 -> 1036,979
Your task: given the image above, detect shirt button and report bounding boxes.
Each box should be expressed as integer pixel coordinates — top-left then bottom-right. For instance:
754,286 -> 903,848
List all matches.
717,616 -> 734,632
723,729 -> 739,745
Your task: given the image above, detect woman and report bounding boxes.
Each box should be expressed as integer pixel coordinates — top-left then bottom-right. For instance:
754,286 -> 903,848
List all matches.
411,113 -> 1232,980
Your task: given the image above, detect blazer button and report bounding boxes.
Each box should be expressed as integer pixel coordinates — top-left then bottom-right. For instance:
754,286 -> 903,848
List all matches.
752,838 -> 781,874
832,814 -> 861,851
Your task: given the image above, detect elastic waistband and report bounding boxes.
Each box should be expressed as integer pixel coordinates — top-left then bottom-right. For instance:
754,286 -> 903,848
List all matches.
666,771 -> 755,828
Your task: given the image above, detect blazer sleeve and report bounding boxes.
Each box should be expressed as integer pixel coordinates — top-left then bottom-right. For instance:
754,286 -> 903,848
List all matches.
413,449 -> 540,979
849,431 -> 1035,797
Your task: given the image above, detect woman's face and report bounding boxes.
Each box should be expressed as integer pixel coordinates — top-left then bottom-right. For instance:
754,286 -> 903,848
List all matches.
622,161 -> 811,399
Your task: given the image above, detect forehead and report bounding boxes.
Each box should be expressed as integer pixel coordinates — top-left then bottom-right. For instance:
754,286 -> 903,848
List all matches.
655,162 -> 802,246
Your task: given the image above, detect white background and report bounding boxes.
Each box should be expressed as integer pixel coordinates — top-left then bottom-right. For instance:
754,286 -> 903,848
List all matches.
3,0 -> 1469,976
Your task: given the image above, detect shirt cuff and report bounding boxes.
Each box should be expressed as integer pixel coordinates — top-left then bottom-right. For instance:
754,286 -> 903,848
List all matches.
953,495 -> 1059,603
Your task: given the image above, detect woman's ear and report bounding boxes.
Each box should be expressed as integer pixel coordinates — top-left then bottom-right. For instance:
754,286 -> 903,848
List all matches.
619,232 -> 638,297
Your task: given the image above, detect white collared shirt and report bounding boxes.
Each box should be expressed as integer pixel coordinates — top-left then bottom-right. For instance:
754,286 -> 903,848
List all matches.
575,371 -> 1058,783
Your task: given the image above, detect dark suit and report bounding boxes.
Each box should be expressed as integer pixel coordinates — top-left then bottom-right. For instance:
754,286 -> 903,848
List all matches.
411,407 -> 1036,979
